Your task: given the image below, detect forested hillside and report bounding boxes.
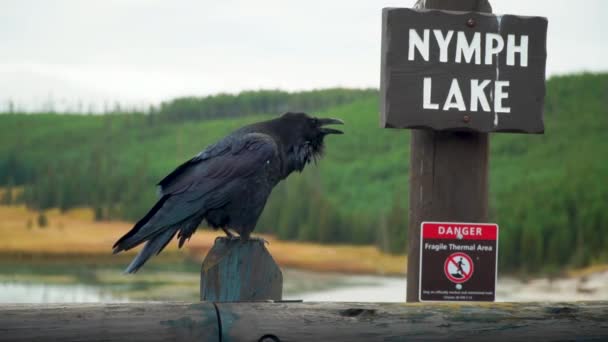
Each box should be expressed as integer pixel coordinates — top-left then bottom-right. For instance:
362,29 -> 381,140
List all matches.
0,74 -> 606,273
156,88 -> 377,122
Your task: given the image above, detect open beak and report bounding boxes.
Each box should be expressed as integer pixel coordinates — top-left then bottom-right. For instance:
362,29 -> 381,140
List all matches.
318,117 -> 344,135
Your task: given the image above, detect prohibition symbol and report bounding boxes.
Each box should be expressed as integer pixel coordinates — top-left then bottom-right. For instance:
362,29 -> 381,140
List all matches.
444,252 -> 474,283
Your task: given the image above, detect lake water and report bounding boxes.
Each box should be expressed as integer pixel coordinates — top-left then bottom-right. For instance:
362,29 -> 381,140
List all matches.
0,283 -> 128,303
1,264 -> 606,303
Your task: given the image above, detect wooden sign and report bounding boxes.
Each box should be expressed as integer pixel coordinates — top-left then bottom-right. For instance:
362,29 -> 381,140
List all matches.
419,222 -> 498,302
380,8 -> 548,133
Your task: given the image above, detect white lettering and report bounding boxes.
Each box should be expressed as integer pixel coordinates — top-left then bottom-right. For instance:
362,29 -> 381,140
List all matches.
455,32 -> 481,64
423,77 -> 439,110
443,79 -> 466,111
421,78 -> 511,113
477,245 -> 492,251
485,33 -> 504,65
437,226 -> 483,236
494,81 -> 511,113
408,30 -> 529,68
507,34 -> 528,67
433,29 -> 454,63
470,79 -> 491,112
409,29 -> 429,61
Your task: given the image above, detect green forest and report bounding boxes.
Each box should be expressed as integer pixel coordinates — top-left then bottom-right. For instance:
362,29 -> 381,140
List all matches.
0,73 -> 606,274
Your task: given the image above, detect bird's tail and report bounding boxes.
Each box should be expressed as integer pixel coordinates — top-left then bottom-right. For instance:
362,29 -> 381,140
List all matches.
113,195 -> 171,254
123,227 -> 178,273
112,194 -> 203,273
121,214 -> 204,273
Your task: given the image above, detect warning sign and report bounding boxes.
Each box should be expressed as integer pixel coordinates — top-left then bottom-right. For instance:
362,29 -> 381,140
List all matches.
444,252 -> 473,283
419,222 -> 498,302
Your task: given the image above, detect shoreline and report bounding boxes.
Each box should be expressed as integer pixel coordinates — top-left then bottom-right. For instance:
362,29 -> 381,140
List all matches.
0,265 -> 606,303
0,204 -> 406,276
0,205 -> 606,279
0,252 -> 606,282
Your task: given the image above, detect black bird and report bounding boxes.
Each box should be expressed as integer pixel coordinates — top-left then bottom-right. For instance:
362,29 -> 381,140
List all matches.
113,112 -> 343,273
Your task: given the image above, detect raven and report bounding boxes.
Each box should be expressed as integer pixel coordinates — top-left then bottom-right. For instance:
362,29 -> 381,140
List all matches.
113,112 -> 343,273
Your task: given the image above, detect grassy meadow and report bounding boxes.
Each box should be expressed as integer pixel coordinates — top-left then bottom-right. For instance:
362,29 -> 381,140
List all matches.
0,204 -> 406,275
0,73 -> 607,275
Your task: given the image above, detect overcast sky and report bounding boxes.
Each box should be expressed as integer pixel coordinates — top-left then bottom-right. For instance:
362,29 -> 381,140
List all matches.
1,0 -> 607,111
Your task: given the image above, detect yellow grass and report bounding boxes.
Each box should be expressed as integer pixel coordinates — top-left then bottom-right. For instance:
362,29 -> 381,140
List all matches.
566,264 -> 608,278
0,205 -> 407,275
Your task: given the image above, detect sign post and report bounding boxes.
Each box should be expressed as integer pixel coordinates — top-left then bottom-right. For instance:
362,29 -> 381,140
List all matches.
379,0 -> 547,302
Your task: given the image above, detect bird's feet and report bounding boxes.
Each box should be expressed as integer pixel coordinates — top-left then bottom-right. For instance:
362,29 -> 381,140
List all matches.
213,235 -> 268,245
215,235 -> 240,243
217,227 -> 239,241
214,228 -> 268,245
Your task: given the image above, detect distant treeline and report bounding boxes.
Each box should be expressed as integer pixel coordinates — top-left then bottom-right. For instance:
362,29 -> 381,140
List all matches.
2,89 -> 376,116
155,88 -> 377,122
1,75 -> 607,274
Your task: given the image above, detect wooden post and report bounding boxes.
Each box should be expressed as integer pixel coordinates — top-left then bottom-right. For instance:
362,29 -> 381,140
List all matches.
406,0 -> 492,302
200,237 -> 282,302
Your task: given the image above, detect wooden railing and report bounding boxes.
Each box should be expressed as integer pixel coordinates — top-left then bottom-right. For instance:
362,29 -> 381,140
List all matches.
1,301 -> 607,341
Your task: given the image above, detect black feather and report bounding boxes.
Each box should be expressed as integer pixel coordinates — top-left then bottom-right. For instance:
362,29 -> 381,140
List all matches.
113,195 -> 170,253
178,216 -> 204,248
113,112 -> 343,272
123,228 -> 178,274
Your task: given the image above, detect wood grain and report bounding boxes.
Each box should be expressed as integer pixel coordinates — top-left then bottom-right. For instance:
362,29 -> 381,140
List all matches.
217,301 -> 608,342
0,302 -> 219,342
200,237 -> 282,302
1,302 -> 606,341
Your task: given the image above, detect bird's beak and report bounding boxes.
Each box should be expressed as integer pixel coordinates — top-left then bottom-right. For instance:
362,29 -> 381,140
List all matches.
318,117 -> 344,135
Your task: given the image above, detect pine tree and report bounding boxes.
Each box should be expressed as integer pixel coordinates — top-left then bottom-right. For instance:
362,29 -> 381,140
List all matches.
37,212 -> 48,228
1,178 -> 13,205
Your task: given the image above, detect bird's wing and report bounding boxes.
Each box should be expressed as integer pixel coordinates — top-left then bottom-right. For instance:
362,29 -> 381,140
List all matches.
156,138 -> 232,196
113,133 -> 278,252
159,132 -> 277,196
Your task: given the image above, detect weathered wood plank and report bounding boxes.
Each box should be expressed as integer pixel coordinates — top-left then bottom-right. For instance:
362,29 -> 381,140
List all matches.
0,302 -> 607,341
201,237 -> 282,302
0,302 -> 219,342
218,301 -> 608,342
